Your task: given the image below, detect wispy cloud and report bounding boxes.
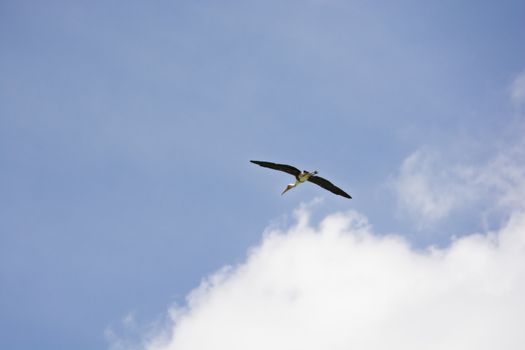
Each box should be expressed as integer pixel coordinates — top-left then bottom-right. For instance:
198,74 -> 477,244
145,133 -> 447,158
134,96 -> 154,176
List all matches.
117,204 -> 525,350
390,149 -> 476,228
511,71 -> 525,105
390,139 -> 525,229
106,311 -> 174,350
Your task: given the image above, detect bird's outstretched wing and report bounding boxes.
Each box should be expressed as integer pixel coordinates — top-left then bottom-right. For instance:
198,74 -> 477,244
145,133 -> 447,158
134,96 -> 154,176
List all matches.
308,175 -> 352,199
250,160 -> 301,178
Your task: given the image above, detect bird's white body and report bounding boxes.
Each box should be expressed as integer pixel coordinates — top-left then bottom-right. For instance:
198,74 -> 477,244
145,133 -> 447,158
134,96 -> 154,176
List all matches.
297,171 -> 315,182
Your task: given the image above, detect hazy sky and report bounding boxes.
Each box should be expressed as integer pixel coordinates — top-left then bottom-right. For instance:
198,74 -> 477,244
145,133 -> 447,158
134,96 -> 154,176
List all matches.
1,1 -> 525,349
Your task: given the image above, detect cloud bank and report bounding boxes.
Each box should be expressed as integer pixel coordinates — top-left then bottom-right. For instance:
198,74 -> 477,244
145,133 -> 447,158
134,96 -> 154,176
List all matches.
112,72 -> 525,350
133,204 -> 525,350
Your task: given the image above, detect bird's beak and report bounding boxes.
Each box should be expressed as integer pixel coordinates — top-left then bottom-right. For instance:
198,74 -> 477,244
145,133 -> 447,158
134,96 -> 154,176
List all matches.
281,184 -> 293,195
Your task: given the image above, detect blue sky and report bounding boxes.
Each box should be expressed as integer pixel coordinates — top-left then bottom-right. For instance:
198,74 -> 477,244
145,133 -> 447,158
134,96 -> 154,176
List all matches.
1,1 -> 525,349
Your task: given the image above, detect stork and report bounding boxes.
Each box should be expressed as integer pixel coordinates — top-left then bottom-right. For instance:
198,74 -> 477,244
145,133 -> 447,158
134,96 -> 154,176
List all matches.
250,160 -> 352,199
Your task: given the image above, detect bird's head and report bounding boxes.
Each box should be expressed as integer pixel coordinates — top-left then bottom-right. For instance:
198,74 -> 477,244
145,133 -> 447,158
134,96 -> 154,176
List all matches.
313,170 -> 318,175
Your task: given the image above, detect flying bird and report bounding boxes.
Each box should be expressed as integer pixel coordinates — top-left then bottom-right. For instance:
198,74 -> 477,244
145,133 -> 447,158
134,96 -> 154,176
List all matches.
250,160 -> 352,199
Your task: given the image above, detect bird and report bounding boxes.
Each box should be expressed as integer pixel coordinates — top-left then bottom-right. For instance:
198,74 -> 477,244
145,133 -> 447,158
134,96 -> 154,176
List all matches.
250,160 -> 352,199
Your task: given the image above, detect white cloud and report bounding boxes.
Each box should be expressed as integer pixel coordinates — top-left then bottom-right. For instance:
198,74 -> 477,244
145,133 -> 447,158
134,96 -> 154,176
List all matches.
132,205 -> 525,350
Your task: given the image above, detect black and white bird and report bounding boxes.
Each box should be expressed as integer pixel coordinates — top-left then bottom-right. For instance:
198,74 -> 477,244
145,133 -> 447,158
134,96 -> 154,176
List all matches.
250,160 -> 352,199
